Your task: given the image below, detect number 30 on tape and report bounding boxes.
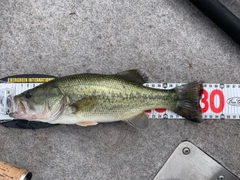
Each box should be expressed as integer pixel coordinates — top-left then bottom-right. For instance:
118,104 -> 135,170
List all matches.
200,84 -> 240,119
201,89 -> 224,113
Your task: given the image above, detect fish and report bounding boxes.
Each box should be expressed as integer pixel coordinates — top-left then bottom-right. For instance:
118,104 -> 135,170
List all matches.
9,70 -> 203,129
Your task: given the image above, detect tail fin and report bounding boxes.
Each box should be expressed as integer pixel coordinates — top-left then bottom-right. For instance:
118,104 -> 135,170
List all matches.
173,81 -> 204,122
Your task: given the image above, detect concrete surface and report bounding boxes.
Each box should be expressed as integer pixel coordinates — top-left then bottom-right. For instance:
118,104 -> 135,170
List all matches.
0,0 -> 240,179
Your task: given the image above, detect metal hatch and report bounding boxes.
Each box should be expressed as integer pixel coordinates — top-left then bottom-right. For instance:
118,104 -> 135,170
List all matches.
154,141 -> 239,180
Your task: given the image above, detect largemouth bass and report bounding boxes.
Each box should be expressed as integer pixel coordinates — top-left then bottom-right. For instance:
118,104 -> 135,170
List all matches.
9,70 -> 203,129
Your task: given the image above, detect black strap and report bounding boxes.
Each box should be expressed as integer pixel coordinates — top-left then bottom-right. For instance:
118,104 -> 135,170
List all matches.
1,120 -> 56,129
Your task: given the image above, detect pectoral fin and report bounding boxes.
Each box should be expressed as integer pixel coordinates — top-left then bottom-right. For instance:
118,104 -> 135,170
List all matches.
124,112 -> 148,129
70,96 -> 97,114
76,121 -> 98,127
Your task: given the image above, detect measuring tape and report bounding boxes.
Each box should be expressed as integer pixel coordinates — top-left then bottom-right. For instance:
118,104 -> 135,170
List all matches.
145,83 -> 240,120
1,81 -> 240,121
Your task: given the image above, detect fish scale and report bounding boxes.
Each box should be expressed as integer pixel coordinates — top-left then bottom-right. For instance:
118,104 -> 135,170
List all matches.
55,76 -> 174,107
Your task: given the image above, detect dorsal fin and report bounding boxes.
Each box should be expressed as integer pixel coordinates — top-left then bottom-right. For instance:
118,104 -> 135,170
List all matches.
116,69 -> 147,85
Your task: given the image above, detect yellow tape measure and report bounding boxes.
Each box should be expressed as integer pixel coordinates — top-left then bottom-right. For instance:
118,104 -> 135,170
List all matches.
7,78 -> 55,83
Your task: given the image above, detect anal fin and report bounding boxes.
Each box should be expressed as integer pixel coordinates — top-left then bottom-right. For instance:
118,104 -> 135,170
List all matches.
124,112 -> 148,129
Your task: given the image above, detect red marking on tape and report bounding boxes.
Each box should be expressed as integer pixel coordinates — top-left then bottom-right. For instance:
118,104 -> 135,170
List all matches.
201,89 -> 209,113
210,89 -> 224,113
145,110 -> 152,113
201,89 -> 225,113
145,108 -> 166,113
155,108 -> 166,113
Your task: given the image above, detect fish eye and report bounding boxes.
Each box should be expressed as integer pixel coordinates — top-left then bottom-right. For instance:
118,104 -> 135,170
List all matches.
25,91 -> 32,99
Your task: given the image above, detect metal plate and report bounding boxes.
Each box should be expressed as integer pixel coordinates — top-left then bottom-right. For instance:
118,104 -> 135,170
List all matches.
154,141 -> 239,180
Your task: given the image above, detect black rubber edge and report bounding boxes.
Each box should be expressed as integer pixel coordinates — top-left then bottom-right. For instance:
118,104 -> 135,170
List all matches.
1,74 -> 58,129
189,0 -> 240,45
24,172 -> 32,180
